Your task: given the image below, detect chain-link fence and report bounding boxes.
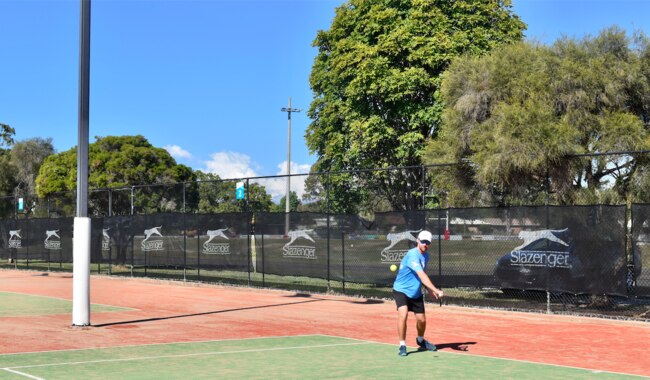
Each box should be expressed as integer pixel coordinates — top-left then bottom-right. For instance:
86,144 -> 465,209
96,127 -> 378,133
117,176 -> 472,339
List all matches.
2,155 -> 650,320
0,205 -> 647,320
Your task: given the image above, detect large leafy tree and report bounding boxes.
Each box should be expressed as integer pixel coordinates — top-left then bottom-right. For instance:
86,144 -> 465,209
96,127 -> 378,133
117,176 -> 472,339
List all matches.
426,27 -> 650,206
307,0 -> 525,212
35,135 -> 196,215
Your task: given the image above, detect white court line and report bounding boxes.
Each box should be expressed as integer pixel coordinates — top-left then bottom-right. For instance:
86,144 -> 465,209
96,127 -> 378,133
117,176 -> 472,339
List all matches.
5,341 -> 372,370
1,367 -> 45,380
316,334 -> 650,379
0,333 -> 334,356
0,290 -> 135,311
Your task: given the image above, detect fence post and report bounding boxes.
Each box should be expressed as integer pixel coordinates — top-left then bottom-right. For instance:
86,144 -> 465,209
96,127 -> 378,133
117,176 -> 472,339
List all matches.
182,182 -> 186,213
262,233 -> 265,288
246,178 -> 251,287
421,165 -> 426,208
197,226 -> 201,281
182,186 -> 187,282
326,173 -> 330,291
341,232 -> 346,293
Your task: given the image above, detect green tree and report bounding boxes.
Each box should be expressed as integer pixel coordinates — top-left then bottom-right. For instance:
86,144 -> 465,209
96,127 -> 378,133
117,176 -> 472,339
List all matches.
278,190 -> 301,212
0,125 -> 17,218
0,123 -> 15,147
426,27 -> 650,206
0,149 -> 18,218
307,0 -> 525,212
35,135 -> 196,215
10,138 -> 55,196
300,168 -> 328,212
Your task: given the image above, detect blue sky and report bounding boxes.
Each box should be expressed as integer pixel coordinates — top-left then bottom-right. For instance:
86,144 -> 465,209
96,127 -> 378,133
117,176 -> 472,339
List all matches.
1,0 -> 650,200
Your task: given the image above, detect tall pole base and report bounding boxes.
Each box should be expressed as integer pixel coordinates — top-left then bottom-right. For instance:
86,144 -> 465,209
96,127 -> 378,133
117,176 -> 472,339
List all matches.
72,217 -> 91,326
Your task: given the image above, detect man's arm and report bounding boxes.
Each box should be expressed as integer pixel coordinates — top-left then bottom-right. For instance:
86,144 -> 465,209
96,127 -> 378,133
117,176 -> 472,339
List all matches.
416,270 -> 443,299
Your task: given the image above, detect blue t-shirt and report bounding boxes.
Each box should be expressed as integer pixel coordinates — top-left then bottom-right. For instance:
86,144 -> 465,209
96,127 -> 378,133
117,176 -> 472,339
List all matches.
393,247 -> 429,298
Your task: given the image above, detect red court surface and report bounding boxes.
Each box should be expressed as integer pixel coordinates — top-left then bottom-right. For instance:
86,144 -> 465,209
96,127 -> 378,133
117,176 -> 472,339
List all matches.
1,269 -> 648,377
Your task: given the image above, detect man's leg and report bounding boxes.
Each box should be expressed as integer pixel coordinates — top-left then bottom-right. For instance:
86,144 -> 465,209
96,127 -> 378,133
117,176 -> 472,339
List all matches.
415,312 -> 437,351
393,291 -> 410,356
397,305 -> 409,341
415,312 -> 426,337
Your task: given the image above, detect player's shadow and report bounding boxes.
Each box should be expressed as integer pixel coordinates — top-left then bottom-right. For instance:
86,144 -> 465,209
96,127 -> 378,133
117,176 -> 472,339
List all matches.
406,341 -> 476,355
435,341 -> 477,351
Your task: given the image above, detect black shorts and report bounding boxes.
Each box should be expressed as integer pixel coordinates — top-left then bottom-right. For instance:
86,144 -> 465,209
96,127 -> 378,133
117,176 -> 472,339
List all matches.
393,290 -> 425,313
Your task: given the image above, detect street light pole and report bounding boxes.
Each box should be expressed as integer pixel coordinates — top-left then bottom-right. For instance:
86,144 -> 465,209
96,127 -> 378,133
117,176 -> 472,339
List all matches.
73,0 -> 91,327
281,97 -> 301,236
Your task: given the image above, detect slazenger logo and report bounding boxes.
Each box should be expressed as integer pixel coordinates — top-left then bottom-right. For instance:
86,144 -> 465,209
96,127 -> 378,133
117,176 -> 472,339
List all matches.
44,229 -> 61,250
141,226 -> 164,251
202,228 -> 231,255
102,228 -> 111,251
381,230 -> 420,263
510,229 -> 571,268
8,229 -> 21,249
283,229 -> 316,259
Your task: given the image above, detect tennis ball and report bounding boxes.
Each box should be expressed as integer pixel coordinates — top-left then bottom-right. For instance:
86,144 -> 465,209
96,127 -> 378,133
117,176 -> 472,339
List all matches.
390,264 -> 397,272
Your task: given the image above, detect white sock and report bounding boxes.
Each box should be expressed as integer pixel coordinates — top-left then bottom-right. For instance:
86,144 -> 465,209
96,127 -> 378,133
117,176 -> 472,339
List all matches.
417,336 -> 424,343
399,340 -> 406,347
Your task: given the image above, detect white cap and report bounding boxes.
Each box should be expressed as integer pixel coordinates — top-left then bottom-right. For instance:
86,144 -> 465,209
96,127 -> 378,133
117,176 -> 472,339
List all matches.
418,230 -> 432,241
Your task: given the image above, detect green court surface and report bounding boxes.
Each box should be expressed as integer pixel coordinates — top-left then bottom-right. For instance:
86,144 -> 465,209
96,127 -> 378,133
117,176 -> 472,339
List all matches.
0,335 -> 640,379
0,292 -> 132,317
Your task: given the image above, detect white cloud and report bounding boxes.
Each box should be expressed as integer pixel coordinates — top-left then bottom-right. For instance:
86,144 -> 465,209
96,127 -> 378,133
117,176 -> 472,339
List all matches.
255,160 -> 311,201
202,152 -> 313,202
164,145 -> 192,159
202,151 -> 259,179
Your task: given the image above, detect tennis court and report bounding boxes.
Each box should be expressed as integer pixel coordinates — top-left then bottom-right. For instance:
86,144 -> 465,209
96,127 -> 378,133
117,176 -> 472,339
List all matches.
0,335 -> 641,379
0,269 -> 648,379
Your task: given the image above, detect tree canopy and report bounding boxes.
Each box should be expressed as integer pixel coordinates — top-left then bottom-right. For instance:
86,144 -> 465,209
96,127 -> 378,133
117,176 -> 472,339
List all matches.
0,123 -> 15,148
35,135 -> 196,214
425,27 -> 650,205
10,138 -> 55,196
0,124 -> 17,202
306,0 -> 525,212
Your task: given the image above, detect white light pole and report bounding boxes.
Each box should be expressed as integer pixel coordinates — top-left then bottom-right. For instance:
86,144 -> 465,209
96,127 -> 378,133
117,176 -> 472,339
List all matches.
280,98 -> 301,236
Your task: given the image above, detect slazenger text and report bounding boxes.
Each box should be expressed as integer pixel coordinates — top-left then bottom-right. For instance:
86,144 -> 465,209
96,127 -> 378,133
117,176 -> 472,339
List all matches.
381,250 -> 407,263
509,251 -> 571,268
283,246 -> 316,259
203,243 -> 230,255
45,241 -> 61,250
142,240 -> 164,251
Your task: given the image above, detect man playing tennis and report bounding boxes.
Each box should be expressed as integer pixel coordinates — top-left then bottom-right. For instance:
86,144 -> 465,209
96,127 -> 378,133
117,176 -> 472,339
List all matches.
392,230 -> 444,356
